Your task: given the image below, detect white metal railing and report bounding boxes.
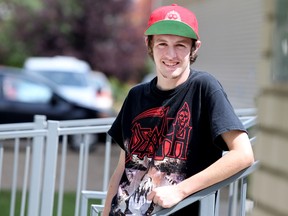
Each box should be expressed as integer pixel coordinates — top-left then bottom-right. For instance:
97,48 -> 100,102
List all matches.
154,161 -> 259,216
0,115 -> 47,216
0,115 -> 115,216
87,161 -> 259,216
82,110 -> 258,216
56,118 -> 114,216
0,108 -> 257,216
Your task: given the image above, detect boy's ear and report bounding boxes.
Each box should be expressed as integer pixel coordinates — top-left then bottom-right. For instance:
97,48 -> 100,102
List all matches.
144,36 -> 149,46
195,40 -> 201,50
192,40 -> 201,54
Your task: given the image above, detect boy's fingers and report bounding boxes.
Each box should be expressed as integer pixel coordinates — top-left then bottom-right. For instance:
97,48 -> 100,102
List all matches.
147,190 -> 155,201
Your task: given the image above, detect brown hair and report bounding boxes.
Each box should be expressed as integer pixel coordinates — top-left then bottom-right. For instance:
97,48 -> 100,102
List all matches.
146,35 -> 198,64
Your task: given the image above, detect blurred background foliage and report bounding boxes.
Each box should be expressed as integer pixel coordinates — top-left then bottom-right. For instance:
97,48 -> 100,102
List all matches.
0,0 -> 152,83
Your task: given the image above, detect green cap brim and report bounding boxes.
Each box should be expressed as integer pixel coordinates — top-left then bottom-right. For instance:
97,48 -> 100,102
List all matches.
144,20 -> 198,39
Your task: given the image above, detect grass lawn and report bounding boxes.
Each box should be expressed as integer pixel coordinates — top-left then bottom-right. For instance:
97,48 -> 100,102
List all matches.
0,190 -> 101,216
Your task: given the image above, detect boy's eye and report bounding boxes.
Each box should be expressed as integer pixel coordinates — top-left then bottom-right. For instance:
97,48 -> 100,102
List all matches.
155,43 -> 167,48
177,44 -> 186,47
158,43 -> 167,46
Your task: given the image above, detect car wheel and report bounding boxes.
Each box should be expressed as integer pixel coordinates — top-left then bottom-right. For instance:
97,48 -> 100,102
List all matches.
68,134 -> 98,152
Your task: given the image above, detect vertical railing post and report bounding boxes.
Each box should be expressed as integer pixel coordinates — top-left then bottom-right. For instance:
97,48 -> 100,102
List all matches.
20,144 -> 31,216
103,135 -> 112,191
214,190 -> 220,216
82,134 -> 90,190
0,143 -> 3,190
228,180 -> 239,216
27,115 -> 46,216
57,135 -> 68,216
40,120 -> 59,216
75,142 -> 85,216
10,138 -> 20,216
199,193 -> 216,216
79,135 -> 90,216
80,192 -> 88,216
240,177 -> 248,216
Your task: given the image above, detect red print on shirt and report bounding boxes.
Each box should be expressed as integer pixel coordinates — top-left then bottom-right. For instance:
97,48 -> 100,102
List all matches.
129,102 -> 192,162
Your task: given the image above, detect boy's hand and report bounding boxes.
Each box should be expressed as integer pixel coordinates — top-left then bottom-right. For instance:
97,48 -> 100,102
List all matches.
147,185 -> 184,208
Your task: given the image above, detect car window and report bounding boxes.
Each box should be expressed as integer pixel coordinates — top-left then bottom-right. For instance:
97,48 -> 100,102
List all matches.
37,70 -> 88,87
89,72 -> 111,91
3,76 -> 52,103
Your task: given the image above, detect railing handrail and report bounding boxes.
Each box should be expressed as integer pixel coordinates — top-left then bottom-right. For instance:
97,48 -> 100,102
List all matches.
87,161 -> 259,216
0,122 -> 36,131
0,129 -> 47,139
0,115 -> 46,131
58,117 -> 115,127
153,160 -> 259,215
235,108 -> 257,116
58,125 -> 111,136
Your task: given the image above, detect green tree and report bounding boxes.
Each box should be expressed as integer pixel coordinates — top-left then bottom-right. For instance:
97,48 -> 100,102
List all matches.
0,0 -> 150,82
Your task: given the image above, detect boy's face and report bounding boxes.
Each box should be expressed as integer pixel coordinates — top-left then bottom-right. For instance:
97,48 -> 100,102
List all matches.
151,34 -> 193,89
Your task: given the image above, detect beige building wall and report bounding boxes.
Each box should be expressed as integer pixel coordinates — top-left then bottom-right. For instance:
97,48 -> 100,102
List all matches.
159,0 -> 288,215
250,0 -> 288,215
158,0 -> 262,109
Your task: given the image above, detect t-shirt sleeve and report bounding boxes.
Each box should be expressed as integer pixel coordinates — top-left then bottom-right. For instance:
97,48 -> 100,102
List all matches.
205,82 -> 246,150
107,84 -> 147,151
107,98 -> 126,150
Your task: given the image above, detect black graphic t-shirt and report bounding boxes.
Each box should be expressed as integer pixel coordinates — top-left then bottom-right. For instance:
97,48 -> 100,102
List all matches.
108,70 -> 246,215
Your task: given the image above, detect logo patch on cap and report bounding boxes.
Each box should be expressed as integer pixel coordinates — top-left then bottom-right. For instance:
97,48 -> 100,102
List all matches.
165,10 -> 181,21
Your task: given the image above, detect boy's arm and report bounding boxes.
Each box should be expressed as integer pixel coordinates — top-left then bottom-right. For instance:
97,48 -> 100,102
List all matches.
102,149 -> 125,216
148,130 -> 255,208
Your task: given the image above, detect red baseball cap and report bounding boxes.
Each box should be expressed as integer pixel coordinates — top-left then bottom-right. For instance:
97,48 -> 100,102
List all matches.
144,4 -> 199,40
